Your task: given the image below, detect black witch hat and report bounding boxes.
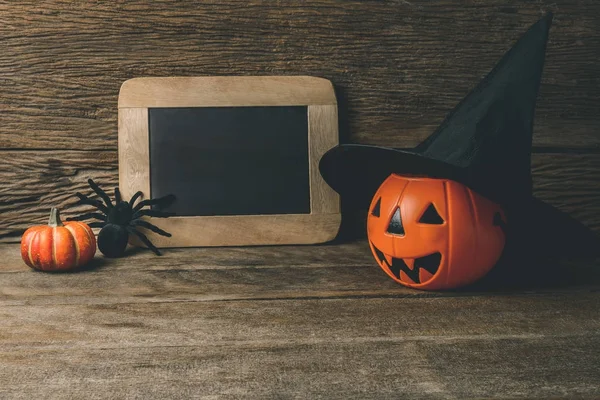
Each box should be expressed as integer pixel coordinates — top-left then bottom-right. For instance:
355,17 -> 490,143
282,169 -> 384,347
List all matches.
320,13 -> 598,258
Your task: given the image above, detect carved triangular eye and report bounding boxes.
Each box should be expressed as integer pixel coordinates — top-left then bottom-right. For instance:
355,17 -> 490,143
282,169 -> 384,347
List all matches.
419,204 -> 444,224
371,197 -> 381,217
387,208 -> 405,236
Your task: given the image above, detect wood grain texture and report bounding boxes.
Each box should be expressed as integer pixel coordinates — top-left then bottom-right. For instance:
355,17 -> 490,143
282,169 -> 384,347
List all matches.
118,76 -> 337,108
0,1 -> 599,243
0,256 -> 599,399
118,80 -> 340,247
1,240 -> 599,305
1,334 -> 599,399
0,151 -> 118,241
532,153 -> 600,230
0,241 -> 397,305
0,1 -> 598,150
308,104 -> 340,214
2,152 -> 599,241
0,240 -> 374,272
0,241 -> 599,398
0,3 -> 598,397
133,213 -> 342,247
118,107 -> 149,203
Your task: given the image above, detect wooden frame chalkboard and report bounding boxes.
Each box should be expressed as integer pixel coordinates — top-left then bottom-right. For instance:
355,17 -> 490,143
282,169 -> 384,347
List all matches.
118,76 -> 340,247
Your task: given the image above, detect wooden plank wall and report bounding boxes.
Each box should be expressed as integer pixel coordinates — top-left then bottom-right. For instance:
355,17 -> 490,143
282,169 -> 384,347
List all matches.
1,1 -> 599,240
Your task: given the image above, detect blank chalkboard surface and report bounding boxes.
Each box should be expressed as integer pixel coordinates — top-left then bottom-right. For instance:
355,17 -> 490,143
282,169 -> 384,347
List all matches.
149,106 -> 310,216
118,76 -> 340,247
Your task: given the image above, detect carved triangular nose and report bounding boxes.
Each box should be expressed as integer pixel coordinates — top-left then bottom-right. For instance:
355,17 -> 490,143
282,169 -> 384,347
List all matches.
387,208 -> 405,236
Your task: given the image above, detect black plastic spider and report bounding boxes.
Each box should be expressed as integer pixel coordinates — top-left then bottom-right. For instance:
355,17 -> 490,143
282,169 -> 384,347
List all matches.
67,178 -> 176,257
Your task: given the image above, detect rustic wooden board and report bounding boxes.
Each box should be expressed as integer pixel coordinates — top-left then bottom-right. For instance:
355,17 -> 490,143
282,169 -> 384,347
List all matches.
1,2 -> 598,397
0,288 -> 599,398
0,151 -> 118,241
1,335 -> 599,399
1,240 -> 599,306
118,79 -> 341,247
2,152 -> 599,240
1,1 -> 599,243
0,241 -> 372,273
0,1 -> 598,151
1,240 -> 599,398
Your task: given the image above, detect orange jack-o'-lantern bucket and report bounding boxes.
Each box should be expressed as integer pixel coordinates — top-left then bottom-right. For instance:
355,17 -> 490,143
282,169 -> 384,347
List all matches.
367,175 -> 505,290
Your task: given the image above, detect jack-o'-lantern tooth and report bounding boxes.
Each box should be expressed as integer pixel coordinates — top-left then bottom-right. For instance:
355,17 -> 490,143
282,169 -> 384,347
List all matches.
384,254 -> 393,266
404,258 -> 415,270
419,268 -> 434,283
399,270 -> 415,284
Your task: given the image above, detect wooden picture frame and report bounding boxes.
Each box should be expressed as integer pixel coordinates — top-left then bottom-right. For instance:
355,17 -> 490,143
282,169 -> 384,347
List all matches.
118,76 -> 340,247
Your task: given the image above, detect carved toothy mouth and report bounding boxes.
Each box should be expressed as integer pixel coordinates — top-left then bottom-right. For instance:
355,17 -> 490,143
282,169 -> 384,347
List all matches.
370,242 -> 442,285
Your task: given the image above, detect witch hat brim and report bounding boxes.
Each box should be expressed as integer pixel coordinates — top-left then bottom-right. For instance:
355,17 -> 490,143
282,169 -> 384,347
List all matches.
319,143 -> 600,258
319,144 -> 463,207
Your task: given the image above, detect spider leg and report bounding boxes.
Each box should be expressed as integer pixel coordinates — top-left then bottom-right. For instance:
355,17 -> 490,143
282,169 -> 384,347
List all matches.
66,212 -> 107,222
132,209 -> 176,220
133,194 -> 176,212
114,188 -> 122,204
127,226 -> 162,256
88,222 -> 107,229
132,219 -> 172,237
74,193 -> 109,214
129,191 -> 143,208
88,178 -> 113,210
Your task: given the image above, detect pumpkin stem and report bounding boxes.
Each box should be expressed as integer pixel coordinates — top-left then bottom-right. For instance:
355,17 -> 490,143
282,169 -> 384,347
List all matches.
48,207 -> 64,227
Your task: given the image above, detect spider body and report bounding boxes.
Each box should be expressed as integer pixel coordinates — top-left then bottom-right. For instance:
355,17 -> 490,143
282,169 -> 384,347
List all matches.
67,179 -> 175,257
109,201 -> 134,226
98,224 -> 129,258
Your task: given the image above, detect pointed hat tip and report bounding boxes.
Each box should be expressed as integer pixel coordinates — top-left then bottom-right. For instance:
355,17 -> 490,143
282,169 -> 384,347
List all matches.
540,11 -> 554,29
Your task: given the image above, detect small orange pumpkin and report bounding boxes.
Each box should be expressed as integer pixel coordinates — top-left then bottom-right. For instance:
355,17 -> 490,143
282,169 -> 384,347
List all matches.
21,208 -> 96,271
368,174 -> 506,290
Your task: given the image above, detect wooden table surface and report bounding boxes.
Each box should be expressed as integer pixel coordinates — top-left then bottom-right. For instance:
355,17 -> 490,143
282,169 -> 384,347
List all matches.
1,241 -> 599,399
